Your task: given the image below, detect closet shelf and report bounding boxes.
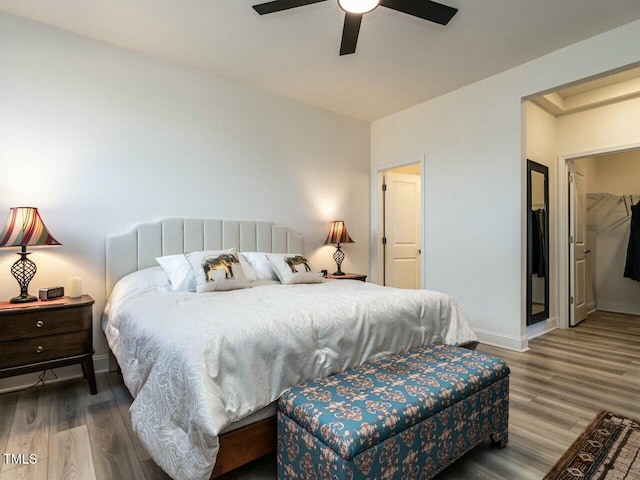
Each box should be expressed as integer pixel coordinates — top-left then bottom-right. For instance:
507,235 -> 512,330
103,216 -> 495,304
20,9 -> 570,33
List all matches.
587,192 -> 639,217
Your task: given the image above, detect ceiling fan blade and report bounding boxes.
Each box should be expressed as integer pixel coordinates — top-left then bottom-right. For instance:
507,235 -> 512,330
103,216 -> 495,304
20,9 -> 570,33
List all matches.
379,0 -> 457,25
253,0 -> 328,15
340,13 -> 363,56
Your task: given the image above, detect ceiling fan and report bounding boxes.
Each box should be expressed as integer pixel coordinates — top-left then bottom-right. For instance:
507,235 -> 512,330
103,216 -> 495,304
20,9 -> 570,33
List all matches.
252,0 -> 458,56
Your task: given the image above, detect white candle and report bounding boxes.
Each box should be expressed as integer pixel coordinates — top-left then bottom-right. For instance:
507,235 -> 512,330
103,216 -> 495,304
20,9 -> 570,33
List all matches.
68,277 -> 83,298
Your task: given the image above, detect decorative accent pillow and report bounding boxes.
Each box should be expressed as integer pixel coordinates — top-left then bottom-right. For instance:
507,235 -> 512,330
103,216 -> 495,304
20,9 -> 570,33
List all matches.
241,252 -> 279,282
156,254 -> 196,292
266,253 -> 323,285
186,248 -> 251,292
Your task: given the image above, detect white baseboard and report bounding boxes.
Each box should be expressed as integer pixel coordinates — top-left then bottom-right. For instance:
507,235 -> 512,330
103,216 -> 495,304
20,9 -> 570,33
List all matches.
526,316 -> 558,340
597,302 -> 640,316
93,353 -> 110,373
473,328 -> 529,352
0,354 -> 110,395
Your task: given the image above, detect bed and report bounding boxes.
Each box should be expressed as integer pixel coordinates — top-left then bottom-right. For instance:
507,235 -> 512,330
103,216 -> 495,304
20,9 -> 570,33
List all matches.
103,218 -> 478,480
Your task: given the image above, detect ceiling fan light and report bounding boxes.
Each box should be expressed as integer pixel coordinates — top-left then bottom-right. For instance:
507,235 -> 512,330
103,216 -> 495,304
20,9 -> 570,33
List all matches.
338,0 -> 379,14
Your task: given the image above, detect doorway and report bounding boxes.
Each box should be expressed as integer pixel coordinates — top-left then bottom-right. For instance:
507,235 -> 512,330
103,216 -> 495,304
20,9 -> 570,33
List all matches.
564,149 -> 640,327
373,159 -> 424,288
526,64 -> 640,331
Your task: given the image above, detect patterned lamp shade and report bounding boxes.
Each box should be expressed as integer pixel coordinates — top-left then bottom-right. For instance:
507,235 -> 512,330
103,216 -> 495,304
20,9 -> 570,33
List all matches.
0,207 -> 61,248
324,220 -> 354,245
0,207 -> 61,303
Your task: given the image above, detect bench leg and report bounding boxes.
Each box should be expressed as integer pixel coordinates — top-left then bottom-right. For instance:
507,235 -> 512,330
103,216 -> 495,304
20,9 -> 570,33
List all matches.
490,432 -> 508,448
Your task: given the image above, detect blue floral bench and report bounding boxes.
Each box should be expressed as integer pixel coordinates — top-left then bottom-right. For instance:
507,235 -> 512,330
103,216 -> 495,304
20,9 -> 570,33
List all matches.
277,344 -> 509,480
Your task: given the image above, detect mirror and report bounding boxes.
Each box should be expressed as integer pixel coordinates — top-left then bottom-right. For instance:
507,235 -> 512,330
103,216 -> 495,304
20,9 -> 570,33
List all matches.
527,160 -> 549,325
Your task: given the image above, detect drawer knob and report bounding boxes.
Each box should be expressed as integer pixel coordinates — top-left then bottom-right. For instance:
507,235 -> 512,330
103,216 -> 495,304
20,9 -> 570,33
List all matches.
36,346 -> 44,353
36,320 -> 44,328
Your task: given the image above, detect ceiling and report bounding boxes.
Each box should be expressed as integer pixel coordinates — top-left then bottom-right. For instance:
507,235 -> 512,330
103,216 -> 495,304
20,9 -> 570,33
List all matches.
1,0 -> 640,121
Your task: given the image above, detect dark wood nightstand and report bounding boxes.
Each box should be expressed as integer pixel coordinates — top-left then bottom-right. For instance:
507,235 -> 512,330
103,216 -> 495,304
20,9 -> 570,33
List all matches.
0,295 -> 97,394
325,273 -> 367,282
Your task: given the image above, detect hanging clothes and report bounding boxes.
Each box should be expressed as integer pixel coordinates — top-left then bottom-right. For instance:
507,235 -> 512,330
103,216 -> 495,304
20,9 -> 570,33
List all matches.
531,209 -> 546,278
624,202 -> 640,282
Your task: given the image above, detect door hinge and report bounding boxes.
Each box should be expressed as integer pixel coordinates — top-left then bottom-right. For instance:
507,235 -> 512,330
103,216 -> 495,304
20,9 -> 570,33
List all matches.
382,184 -> 387,192
569,174 -> 574,184
569,296 -> 574,304
382,237 -> 387,245
569,235 -> 574,244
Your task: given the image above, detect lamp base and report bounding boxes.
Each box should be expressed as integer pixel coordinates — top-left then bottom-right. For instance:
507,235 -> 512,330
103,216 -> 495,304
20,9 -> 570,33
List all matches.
332,244 -> 346,277
10,294 -> 37,304
9,247 -> 38,304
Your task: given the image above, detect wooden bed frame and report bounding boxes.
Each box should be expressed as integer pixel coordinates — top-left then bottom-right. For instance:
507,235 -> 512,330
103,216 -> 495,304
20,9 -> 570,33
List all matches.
212,418 -> 277,477
105,218 -> 478,478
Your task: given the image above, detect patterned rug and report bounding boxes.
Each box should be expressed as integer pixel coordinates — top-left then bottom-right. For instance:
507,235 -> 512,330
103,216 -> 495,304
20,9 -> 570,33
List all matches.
544,411 -> 640,480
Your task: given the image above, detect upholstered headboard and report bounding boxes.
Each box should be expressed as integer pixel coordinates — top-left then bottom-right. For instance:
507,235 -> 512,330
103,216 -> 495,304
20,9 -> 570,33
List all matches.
105,218 -> 303,296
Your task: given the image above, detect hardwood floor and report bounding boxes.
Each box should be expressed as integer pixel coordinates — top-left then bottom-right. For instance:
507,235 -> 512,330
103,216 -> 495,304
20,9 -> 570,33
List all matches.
0,310 -> 637,480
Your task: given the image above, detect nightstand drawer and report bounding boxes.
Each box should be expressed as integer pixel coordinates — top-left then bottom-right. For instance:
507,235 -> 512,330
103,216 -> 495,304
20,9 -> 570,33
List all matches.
0,330 -> 91,369
0,305 -> 92,342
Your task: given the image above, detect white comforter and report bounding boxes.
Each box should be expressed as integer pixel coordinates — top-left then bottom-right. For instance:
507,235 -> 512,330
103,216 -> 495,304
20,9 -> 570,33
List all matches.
104,279 -> 476,480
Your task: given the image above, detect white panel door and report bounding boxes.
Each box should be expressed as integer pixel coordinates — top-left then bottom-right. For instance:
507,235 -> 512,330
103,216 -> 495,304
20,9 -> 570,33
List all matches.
570,162 -> 589,326
384,172 -> 421,289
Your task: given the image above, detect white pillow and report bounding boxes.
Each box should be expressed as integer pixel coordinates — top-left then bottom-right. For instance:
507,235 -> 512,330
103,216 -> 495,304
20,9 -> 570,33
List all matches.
110,266 -> 169,298
241,252 -> 279,282
266,253 -> 323,285
186,248 -> 251,292
104,266 -> 170,321
156,254 -> 196,292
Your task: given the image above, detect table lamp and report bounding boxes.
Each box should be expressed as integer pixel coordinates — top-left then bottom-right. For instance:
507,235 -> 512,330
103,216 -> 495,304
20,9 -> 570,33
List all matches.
324,220 -> 354,276
0,207 -> 61,303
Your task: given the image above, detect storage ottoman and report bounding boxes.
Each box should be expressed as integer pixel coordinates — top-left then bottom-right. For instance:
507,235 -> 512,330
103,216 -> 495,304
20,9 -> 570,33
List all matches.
277,344 -> 509,480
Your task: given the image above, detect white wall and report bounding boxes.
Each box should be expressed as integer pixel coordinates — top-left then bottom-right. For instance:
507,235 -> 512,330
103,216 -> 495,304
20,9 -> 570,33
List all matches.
524,102 -> 558,339
591,151 -> 640,314
557,96 -> 640,156
372,20 -> 640,351
0,12 -> 370,389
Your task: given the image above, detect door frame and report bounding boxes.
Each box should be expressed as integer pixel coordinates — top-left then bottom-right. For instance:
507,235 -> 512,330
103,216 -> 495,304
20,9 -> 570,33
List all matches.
371,155 -> 426,287
556,142 -> 640,329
